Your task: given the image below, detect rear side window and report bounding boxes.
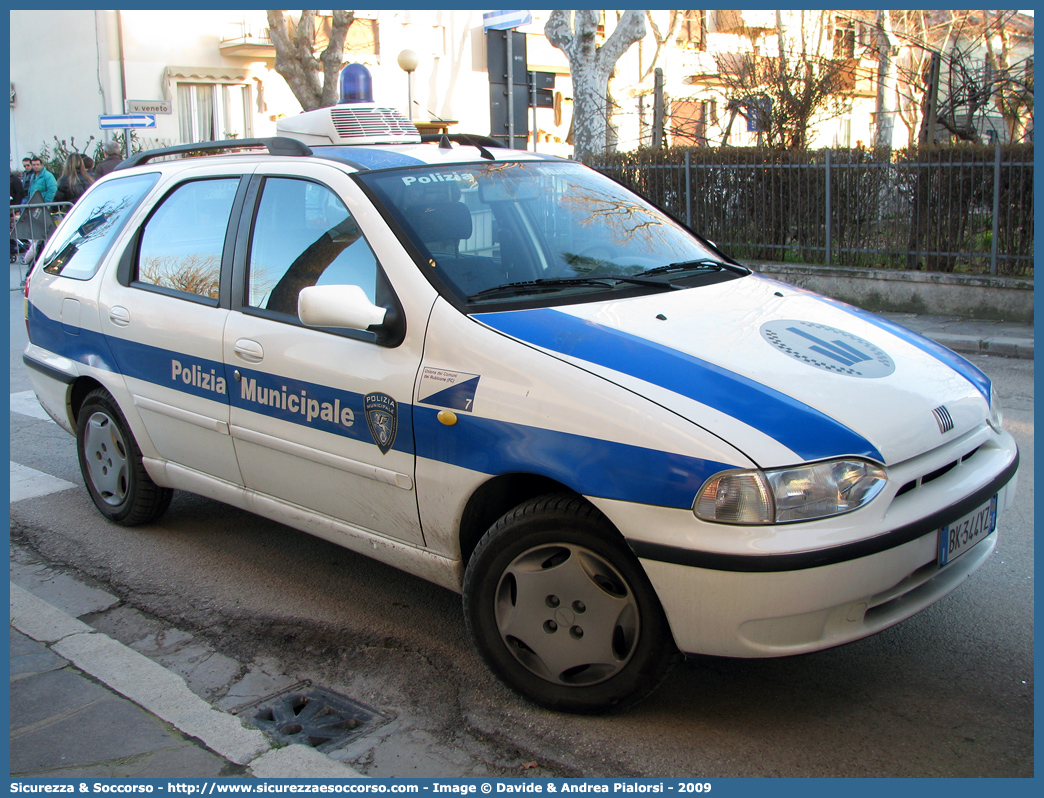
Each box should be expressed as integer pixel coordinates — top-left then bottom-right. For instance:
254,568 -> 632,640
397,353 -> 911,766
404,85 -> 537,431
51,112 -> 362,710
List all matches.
40,173 -> 159,280
136,178 -> 239,300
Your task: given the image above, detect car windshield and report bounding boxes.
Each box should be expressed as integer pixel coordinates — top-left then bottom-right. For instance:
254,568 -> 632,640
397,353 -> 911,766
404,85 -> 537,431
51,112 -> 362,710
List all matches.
357,161 -> 740,306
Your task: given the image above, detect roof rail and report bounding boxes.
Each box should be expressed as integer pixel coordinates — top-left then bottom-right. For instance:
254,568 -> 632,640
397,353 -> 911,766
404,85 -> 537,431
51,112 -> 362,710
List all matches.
115,137 -> 313,170
419,133 -> 504,149
420,133 -> 502,161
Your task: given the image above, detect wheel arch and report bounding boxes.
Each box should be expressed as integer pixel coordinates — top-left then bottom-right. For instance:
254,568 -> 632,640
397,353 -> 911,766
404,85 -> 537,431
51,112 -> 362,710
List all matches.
458,474 -> 636,568
69,376 -> 108,432
459,473 -> 574,565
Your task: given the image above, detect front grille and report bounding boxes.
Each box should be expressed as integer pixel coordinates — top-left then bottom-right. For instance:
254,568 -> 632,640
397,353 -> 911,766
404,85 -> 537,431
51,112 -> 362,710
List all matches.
896,445 -> 982,497
932,405 -> 955,433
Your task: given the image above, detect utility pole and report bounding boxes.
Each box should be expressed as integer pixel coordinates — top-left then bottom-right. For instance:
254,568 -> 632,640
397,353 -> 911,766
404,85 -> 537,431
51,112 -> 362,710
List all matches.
652,68 -> 665,148
919,52 -> 941,146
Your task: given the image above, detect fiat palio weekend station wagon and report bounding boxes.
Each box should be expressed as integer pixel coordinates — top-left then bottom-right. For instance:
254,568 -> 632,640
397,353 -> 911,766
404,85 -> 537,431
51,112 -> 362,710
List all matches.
22,81 -> 1019,713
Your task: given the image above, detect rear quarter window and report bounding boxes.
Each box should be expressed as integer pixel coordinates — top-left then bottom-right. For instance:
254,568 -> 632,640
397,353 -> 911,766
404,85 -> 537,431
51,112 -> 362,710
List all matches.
40,173 -> 160,280
135,177 -> 239,301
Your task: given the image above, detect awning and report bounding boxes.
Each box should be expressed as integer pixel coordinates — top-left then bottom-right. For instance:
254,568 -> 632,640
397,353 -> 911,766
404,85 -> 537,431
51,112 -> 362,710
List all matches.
162,65 -> 256,100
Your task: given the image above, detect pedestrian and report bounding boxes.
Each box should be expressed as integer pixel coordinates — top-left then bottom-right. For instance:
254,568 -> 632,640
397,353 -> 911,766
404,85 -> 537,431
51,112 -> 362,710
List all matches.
20,157 -> 58,275
54,154 -> 94,207
26,157 -> 57,204
93,140 -> 123,178
10,169 -> 25,206
20,157 -> 33,200
11,169 -> 25,260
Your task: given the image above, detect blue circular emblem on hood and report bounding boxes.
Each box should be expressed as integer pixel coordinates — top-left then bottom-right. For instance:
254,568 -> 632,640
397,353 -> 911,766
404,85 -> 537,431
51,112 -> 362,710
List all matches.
761,319 -> 895,378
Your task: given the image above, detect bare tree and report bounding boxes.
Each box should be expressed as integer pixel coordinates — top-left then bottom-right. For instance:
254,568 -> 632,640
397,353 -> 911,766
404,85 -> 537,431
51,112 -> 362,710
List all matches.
980,10 -> 1034,143
891,10 -> 1033,145
714,11 -> 852,148
545,10 -> 646,160
890,11 -> 957,146
638,11 -> 682,148
640,10 -> 682,84
267,10 -> 355,112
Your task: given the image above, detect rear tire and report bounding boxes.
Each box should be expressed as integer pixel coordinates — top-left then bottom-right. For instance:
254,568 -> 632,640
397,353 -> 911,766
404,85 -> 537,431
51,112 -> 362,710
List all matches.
76,389 -> 172,525
463,493 -> 678,713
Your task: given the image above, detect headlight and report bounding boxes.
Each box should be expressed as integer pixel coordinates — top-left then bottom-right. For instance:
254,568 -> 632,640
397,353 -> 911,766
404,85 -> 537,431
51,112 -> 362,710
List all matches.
988,385 -> 1004,433
695,459 -> 887,525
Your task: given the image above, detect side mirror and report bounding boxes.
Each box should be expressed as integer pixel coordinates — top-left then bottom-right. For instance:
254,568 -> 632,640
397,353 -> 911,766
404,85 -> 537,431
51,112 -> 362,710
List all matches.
298,283 -> 405,347
298,284 -> 386,331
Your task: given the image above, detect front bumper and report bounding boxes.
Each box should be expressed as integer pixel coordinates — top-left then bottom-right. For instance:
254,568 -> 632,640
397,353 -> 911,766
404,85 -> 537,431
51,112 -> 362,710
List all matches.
593,425 -> 1019,658
640,513 -> 1001,657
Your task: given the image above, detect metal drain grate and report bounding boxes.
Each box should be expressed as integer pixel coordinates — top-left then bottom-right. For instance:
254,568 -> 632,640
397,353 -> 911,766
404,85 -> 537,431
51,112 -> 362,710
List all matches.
243,683 -> 392,752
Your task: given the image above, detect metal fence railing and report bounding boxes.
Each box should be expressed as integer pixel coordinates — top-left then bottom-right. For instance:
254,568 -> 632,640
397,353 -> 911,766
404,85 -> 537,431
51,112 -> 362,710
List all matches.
587,144 -> 1034,277
10,201 -> 73,279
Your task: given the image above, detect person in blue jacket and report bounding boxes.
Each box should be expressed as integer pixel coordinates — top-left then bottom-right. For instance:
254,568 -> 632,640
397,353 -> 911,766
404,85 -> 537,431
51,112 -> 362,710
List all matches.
26,156 -> 57,203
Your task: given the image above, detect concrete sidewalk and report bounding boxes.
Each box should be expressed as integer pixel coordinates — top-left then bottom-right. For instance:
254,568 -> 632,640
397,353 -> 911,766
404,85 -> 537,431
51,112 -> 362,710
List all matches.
876,311 -> 1034,361
10,583 -> 366,780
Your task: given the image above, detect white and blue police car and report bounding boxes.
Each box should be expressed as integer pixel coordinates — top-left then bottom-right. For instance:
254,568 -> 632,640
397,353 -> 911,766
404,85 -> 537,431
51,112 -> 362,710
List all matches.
22,69 -> 1019,713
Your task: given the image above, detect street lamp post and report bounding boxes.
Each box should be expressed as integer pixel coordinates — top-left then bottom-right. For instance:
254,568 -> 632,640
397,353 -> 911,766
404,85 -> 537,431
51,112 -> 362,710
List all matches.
397,49 -> 419,121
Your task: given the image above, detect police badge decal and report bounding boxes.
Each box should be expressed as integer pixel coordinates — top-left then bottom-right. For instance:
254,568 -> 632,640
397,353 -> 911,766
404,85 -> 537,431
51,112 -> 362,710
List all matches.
364,393 -> 398,454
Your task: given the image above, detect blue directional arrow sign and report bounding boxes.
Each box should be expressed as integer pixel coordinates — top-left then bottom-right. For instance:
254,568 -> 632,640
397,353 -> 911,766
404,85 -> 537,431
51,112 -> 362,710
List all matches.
99,114 -> 156,129
483,9 -> 532,30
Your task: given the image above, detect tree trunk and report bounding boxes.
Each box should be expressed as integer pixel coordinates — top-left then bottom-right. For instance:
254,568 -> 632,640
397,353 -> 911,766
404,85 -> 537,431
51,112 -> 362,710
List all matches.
267,10 -> 354,112
545,10 -> 645,161
873,10 -> 898,148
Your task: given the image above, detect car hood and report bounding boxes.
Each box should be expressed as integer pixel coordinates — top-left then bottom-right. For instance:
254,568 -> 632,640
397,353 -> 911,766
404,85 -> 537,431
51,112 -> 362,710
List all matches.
472,275 -> 993,467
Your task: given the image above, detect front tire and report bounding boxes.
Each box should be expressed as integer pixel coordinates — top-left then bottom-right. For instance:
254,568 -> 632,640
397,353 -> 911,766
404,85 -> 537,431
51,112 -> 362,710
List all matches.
76,389 -> 172,525
463,494 -> 678,713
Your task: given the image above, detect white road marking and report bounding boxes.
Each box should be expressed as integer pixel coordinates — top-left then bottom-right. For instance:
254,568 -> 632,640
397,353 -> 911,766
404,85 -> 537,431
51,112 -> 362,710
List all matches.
10,390 -> 54,422
10,461 -> 78,503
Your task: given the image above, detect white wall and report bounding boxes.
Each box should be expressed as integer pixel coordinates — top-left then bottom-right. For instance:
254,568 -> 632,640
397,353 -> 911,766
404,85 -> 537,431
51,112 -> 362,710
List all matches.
10,9 -> 111,165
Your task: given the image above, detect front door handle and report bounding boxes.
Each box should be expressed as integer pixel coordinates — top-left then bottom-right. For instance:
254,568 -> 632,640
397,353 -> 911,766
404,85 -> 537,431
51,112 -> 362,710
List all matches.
108,306 -> 130,327
234,339 -> 264,363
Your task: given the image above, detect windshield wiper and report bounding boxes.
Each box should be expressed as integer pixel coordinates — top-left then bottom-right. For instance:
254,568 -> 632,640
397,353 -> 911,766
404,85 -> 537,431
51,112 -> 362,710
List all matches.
468,275 -> 680,301
469,277 -> 616,300
605,274 -> 684,289
636,258 -> 750,278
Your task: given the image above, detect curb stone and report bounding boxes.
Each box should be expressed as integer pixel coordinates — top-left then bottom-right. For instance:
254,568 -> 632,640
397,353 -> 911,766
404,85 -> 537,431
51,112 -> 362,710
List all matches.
10,583 -> 366,779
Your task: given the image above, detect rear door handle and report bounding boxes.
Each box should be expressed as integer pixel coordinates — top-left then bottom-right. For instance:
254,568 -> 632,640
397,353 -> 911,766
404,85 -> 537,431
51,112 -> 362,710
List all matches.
234,338 -> 264,363
108,306 -> 130,327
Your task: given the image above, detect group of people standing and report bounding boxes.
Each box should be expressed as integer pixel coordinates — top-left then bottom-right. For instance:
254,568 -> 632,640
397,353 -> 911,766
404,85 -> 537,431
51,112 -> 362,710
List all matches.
12,140 -> 123,208
10,141 -> 123,268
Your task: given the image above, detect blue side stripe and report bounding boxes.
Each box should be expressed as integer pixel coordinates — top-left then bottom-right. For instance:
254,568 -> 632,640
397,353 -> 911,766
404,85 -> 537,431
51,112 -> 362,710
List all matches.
415,407 -> 731,509
810,294 -> 992,403
27,303 -> 413,453
474,308 -> 884,463
29,303 -> 733,508
27,302 -> 119,374
227,365 -> 414,452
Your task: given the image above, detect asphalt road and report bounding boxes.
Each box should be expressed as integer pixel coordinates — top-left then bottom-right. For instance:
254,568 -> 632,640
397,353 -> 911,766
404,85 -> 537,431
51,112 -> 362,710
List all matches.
9,288 -> 1034,778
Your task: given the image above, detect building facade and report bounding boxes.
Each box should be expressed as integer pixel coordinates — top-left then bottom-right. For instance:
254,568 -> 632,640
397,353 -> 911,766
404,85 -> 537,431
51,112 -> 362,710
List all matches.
9,10 -> 1033,169
8,9 -> 579,168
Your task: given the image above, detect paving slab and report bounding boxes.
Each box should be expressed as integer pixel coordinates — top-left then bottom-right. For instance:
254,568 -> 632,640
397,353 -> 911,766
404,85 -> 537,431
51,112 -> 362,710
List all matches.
10,583 -> 368,779
9,627 -> 68,679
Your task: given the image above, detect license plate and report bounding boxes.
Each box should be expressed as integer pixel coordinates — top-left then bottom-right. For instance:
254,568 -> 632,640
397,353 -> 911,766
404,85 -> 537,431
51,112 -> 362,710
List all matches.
938,495 -> 998,566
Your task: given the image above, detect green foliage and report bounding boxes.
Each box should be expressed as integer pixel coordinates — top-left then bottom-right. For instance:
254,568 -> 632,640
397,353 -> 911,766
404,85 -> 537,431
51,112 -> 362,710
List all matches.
33,135 -> 95,176
29,132 -> 150,175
